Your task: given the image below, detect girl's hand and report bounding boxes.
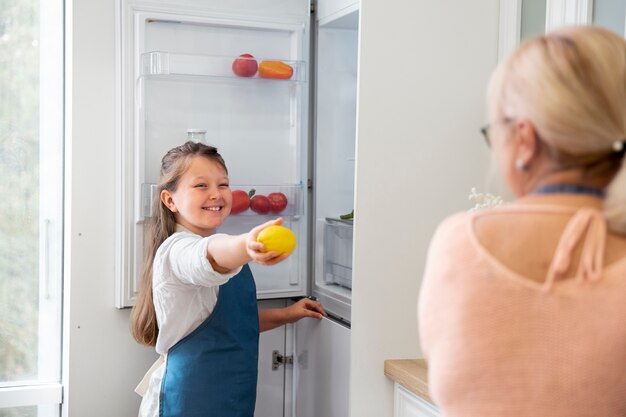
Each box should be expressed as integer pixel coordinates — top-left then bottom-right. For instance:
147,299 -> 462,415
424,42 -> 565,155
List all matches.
258,297 -> 327,331
285,297 -> 327,322
246,218 -> 290,266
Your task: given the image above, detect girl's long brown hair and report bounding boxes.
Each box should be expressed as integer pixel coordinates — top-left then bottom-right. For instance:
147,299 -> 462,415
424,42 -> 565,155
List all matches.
130,141 -> 227,346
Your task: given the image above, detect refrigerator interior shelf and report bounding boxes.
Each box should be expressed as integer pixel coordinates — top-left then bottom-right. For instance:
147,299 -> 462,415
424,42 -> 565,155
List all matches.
141,183 -> 304,218
141,51 -> 307,83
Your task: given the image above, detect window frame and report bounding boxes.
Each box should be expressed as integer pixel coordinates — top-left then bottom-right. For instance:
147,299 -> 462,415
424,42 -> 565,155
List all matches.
0,0 -> 65,411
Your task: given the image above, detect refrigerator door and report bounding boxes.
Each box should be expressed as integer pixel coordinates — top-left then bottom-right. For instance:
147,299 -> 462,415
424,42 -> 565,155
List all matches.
117,1 -> 311,306
312,4 -> 359,322
293,316 -> 351,417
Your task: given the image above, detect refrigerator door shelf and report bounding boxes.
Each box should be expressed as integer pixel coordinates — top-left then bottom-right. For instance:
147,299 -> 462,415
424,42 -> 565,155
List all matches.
229,184 -> 305,217
137,184 -> 307,298
313,218 -> 353,323
141,51 -> 307,83
140,183 -> 304,219
323,218 -> 353,289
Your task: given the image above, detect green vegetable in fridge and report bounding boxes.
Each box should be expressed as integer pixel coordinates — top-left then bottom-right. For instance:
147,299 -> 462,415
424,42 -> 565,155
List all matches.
339,210 -> 354,220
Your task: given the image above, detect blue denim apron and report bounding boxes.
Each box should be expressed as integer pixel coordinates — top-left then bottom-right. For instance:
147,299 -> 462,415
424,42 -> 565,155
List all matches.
159,264 -> 259,417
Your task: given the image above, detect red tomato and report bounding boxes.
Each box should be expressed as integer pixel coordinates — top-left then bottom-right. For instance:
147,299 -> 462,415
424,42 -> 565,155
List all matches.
268,192 -> 288,213
232,54 -> 258,77
231,190 -> 250,214
250,195 -> 271,214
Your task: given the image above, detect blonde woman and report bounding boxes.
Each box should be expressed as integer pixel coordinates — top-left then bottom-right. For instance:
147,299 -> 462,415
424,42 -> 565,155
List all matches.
419,26 -> 626,416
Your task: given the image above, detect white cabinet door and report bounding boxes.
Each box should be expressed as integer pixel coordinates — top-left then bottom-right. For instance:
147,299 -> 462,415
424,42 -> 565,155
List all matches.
394,384 -> 440,417
255,300 -> 287,417
294,315 -> 351,417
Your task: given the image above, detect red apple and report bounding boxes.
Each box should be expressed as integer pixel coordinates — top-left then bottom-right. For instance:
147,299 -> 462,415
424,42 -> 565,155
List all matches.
230,190 -> 250,214
268,192 -> 288,213
250,194 -> 271,214
232,54 -> 258,77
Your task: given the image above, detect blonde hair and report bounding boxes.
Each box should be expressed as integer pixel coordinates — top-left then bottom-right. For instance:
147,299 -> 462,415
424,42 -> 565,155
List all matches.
487,25 -> 626,233
130,141 -> 227,346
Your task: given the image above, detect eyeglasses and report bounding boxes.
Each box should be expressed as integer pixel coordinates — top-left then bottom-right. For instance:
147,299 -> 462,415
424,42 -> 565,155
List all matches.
479,118 -> 515,148
480,125 -> 492,147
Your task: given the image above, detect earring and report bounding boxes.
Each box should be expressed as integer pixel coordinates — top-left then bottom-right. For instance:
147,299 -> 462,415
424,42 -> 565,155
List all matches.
515,159 -> 528,172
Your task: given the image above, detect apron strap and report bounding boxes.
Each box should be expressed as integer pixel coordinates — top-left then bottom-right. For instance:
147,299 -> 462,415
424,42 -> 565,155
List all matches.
135,354 -> 166,397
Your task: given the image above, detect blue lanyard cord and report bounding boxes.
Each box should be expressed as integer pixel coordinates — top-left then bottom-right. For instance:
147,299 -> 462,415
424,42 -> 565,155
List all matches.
533,183 -> 606,198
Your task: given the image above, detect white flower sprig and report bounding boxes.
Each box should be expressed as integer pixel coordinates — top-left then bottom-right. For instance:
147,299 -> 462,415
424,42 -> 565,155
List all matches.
468,187 -> 504,212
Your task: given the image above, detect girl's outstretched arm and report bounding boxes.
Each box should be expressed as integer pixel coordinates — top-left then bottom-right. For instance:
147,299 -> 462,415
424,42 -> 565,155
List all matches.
259,298 -> 327,332
206,218 -> 289,273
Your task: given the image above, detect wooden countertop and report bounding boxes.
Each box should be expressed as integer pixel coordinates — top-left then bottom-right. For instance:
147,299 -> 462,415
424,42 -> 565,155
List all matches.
384,359 -> 434,405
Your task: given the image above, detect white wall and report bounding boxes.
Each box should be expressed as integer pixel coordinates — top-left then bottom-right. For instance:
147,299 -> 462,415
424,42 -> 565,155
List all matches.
350,1 -> 499,416
63,1 -> 158,416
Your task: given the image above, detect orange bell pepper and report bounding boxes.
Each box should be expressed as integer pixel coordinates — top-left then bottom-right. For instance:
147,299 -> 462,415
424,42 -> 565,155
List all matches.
258,60 -> 294,80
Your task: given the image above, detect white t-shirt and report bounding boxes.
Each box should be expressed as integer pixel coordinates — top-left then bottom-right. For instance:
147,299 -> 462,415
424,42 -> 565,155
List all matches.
153,224 -> 242,354
138,224 -> 243,417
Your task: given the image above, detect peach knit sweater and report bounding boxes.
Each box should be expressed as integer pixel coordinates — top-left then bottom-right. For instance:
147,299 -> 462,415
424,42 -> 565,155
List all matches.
418,205 -> 626,417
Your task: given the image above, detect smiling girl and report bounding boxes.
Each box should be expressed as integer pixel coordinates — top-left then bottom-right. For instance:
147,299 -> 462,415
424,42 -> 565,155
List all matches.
131,141 -> 324,417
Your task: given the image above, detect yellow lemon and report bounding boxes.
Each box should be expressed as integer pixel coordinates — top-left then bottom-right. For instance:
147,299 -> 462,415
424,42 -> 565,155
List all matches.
257,225 -> 297,255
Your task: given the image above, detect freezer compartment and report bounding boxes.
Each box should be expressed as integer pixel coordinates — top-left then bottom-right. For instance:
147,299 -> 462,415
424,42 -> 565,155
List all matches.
140,183 -> 304,218
141,51 -> 306,82
323,218 -> 353,289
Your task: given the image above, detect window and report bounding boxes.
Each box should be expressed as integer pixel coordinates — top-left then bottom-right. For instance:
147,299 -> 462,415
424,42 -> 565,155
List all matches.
592,0 -> 626,36
520,0 -> 547,41
0,0 -> 63,415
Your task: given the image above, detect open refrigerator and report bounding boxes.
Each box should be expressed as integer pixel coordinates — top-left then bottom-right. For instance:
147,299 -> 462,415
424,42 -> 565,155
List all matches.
115,0 -> 359,416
